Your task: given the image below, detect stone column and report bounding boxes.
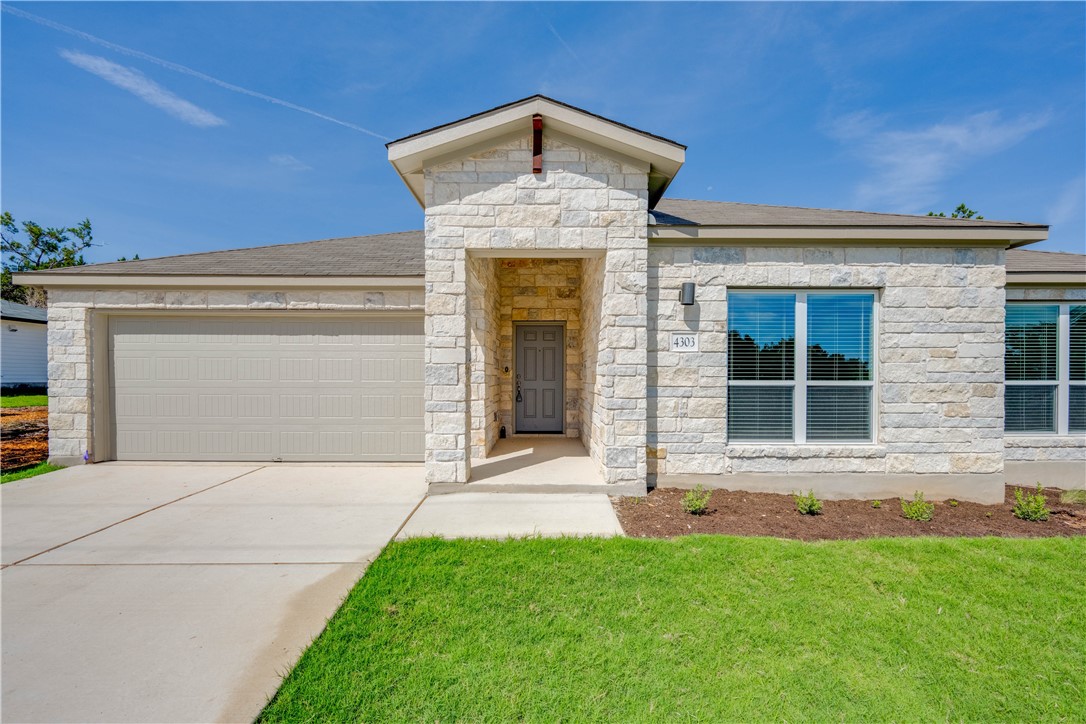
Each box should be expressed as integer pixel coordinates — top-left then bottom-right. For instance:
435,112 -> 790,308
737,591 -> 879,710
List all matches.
423,217 -> 472,484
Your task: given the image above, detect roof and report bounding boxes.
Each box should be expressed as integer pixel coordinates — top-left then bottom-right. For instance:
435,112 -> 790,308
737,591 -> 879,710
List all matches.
387,94 -> 687,149
23,230 -> 425,278
652,199 -> 1048,230
14,204 -> 1076,282
1006,249 -> 1086,274
387,95 -> 686,209
1,299 -> 48,323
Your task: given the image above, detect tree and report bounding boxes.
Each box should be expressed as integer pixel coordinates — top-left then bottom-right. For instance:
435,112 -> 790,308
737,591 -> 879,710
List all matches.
1,212 -> 95,307
927,203 -> 983,220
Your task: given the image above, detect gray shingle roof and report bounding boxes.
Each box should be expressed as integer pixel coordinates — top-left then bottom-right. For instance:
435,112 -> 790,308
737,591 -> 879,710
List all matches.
18,202 -> 1075,280
652,198 -> 1047,229
1006,249 -> 1086,274
25,230 -> 425,277
1,299 -> 48,323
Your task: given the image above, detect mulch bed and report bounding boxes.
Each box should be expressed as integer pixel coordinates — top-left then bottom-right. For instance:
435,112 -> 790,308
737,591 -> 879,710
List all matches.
1,406 -> 49,470
614,486 -> 1086,540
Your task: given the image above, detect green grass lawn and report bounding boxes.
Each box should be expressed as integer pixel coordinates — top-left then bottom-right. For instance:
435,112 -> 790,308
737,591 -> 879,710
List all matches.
0,394 -> 47,408
1,462 -> 63,484
261,536 -> 1084,722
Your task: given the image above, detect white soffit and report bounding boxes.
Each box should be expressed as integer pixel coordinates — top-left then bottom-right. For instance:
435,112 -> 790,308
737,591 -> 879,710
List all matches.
387,96 -> 686,208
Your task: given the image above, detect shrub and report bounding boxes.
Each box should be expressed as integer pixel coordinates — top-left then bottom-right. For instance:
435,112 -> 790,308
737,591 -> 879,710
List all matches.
901,491 -> 934,522
1013,484 -> 1050,522
1060,489 -> 1086,505
948,499 -> 959,508
681,485 -> 712,515
794,490 -> 823,515
871,500 -> 882,509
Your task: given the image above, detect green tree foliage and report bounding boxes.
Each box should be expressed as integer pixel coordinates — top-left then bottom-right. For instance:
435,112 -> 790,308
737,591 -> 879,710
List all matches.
1,212 -> 95,307
927,203 -> 984,220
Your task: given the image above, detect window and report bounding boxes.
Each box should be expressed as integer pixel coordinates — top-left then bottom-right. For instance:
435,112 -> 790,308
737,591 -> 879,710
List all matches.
1006,303 -> 1086,434
727,291 -> 875,443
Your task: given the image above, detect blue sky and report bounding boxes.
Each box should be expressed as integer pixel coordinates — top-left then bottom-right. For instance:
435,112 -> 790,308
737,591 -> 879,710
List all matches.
2,1 -> 1084,263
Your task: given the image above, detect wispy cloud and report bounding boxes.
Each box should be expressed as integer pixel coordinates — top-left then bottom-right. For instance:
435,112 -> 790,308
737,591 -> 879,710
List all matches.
533,3 -> 581,64
268,154 -> 312,172
5,4 -> 389,140
827,109 -> 1052,212
60,49 -> 225,128
1047,175 -> 1085,229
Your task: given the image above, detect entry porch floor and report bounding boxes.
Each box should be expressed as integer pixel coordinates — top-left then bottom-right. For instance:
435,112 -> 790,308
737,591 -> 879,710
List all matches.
431,437 -> 611,493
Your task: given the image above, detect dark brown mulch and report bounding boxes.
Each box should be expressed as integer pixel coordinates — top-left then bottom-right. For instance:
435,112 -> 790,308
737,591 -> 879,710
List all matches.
1,406 -> 49,470
614,485 -> 1086,540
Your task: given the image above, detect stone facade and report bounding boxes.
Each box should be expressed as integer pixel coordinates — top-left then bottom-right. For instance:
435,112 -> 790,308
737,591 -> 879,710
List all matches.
648,245 -> 1008,496
423,134 -> 649,485
44,287 -> 424,465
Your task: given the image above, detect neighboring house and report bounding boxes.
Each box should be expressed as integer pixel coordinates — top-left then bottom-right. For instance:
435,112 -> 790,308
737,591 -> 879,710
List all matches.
16,96 -> 1086,502
1,300 -> 48,389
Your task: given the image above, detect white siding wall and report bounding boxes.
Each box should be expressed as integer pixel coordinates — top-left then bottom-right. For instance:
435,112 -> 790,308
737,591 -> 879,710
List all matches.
1,320 -> 47,386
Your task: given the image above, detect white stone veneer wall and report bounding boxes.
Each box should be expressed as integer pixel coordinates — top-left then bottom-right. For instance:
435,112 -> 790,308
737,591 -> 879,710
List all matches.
44,288 -> 424,465
580,255 -> 605,476
1004,286 -> 1086,470
648,245 -> 1007,486
424,134 -> 648,486
467,257 -> 501,458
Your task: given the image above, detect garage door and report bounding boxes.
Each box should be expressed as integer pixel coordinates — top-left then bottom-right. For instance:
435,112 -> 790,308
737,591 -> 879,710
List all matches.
108,315 -> 424,462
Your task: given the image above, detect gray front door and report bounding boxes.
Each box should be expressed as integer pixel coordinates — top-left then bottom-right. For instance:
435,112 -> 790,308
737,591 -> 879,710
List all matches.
515,325 -> 564,433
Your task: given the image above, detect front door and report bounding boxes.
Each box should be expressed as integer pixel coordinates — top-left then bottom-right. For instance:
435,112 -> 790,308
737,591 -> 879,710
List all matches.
515,325 -> 564,433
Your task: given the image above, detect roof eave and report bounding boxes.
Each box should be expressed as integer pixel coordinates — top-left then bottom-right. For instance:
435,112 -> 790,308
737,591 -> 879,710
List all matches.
11,273 -> 425,289
649,225 -> 1049,243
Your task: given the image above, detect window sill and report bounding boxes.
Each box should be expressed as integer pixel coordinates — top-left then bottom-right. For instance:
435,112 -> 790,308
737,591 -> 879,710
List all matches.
726,444 -> 887,459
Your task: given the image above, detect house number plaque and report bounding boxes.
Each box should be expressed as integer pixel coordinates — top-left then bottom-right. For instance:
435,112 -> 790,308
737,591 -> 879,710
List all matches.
670,333 -> 699,352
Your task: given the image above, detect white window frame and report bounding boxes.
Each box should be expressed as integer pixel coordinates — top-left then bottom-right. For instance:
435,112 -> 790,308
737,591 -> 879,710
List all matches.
1006,302 -> 1082,437
727,289 -> 879,444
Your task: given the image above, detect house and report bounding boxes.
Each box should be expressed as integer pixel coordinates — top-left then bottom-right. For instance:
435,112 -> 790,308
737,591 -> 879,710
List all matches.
1,299 -> 48,389
15,96 -> 1085,502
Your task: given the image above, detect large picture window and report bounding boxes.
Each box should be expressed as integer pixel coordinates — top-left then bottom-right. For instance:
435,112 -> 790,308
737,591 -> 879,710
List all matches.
1005,303 -> 1086,434
727,291 -> 875,443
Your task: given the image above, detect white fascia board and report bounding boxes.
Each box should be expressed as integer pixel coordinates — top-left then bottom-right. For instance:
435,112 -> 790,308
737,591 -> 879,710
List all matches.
1006,273 -> 1086,286
11,274 -> 424,289
649,226 -> 1049,243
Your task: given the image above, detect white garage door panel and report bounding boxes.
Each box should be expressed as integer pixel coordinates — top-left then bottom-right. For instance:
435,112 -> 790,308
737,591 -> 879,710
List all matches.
109,316 -> 423,462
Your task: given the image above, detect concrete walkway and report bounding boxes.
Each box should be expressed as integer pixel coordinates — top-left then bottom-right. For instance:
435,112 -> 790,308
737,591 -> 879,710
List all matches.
1,463 -> 426,724
397,492 -> 624,540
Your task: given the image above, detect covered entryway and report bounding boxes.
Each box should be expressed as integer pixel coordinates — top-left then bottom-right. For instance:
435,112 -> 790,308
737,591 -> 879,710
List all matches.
107,315 -> 423,462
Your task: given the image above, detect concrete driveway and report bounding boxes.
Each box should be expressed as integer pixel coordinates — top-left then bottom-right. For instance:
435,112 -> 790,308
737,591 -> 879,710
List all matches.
1,463 -> 426,723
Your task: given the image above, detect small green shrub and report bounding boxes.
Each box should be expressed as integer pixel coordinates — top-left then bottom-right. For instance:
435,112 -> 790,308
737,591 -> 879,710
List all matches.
901,491 -> 934,522
794,490 -> 823,515
871,500 -> 882,509
681,485 -> 712,515
1012,484 -> 1050,522
948,499 -> 959,508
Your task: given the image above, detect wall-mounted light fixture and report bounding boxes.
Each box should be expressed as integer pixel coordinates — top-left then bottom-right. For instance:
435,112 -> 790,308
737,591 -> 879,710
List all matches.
680,282 -> 696,306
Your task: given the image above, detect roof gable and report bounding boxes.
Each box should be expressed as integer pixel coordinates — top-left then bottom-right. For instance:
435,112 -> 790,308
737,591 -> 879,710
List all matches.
387,95 -> 685,209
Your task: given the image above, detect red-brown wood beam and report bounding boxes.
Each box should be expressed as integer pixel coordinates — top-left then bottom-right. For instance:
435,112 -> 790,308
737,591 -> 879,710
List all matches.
532,114 -> 543,174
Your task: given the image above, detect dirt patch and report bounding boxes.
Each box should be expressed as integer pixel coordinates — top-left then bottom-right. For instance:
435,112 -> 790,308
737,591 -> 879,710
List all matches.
614,486 -> 1086,540
2,406 -> 49,470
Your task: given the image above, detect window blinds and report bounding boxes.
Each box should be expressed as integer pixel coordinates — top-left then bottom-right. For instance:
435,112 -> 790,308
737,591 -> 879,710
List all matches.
1005,305 -> 1058,381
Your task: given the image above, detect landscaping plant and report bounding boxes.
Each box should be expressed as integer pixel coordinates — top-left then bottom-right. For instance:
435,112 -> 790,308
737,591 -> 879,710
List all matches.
871,500 -> 882,509
681,485 -> 712,515
1012,484 -> 1050,522
793,490 -> 823,515
901,491 -> 934,522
